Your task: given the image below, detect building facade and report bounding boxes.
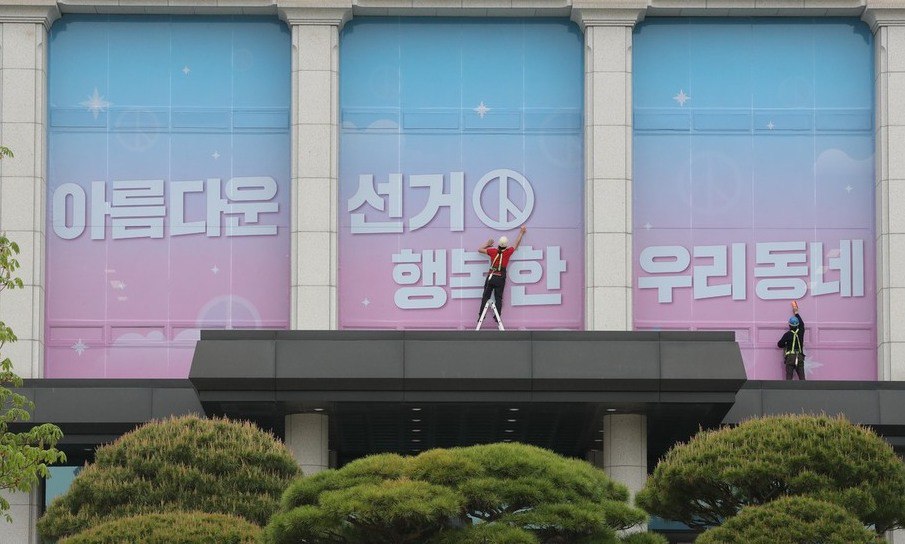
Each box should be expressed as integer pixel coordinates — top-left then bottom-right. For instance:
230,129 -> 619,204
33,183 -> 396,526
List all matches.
1,0 -> 905,542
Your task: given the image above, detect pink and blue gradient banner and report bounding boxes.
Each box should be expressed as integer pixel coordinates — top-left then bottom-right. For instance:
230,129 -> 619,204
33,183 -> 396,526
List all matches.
633,18 -> 877,380
338,19 -> 585,329
45,16 -> 291,378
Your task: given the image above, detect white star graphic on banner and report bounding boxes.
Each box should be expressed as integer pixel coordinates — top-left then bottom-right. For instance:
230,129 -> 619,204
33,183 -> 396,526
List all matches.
211,265 -> 220,274
362,298 -> 371,307
767,121 -> 775,130
182,65 -> 191,75
72,339 -> 88,356
80,88 -> 112,120
110,280 -> 126,291
473,101 -> 491,119
643,222 -> 652,230
211,151 -> 221,160
846,185 -> 853,193
672,89 -> 690,107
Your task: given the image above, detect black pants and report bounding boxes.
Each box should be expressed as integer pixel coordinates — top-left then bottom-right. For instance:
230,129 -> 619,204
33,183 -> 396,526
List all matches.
784,352 -> 806,380
479,274 -> 506,318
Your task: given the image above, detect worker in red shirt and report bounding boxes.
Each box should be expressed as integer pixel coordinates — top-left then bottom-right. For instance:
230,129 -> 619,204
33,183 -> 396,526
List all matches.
477,225 -> 527,322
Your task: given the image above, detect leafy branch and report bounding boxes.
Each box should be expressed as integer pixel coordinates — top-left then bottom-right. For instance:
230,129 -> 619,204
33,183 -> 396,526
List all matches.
0,233 -> 66,522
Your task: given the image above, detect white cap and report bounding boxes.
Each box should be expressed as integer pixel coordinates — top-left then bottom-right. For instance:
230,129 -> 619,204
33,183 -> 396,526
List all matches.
498,236 -> 509,247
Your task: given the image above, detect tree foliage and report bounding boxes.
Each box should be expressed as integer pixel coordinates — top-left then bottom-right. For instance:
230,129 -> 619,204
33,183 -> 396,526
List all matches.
695,496 -> 879,544
264,442 -> 648,544
58,512 -> 262,544
617,533 -> 669,544
636,414 -> 905,533
38,415 -> 300,540
0,232 -> 65,521
432,523 -> 538,544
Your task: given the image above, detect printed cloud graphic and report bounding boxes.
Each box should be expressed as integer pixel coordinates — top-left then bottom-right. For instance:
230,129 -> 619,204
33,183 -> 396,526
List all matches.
173,329 -> 202,343
815,148 -> 872,183
112,330 -> 166,345
195,295 -> 263,328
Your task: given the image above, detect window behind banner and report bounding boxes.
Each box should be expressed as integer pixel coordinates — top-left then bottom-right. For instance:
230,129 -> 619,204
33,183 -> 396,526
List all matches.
633,18 -> 876,379
45,16 -> 291,378
338,18 -> 585,330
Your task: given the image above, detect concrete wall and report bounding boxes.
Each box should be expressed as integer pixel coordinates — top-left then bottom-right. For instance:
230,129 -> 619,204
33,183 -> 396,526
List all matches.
0,0 -> 903,542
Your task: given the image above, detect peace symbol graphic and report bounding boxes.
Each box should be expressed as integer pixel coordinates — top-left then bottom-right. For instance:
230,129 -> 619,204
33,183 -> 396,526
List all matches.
472,168 -> 535,230
115,109 -> 161,152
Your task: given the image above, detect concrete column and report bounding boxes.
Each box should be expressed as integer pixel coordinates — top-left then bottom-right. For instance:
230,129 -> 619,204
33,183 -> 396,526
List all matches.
866,1 -> 905,523
279,2 -> 351,330
892,529 -> 905,544
860,0 -> 903,494
864,5 -> 905,384
572,4 -> 645,331
0,488 -> 41,544
285,413 -> 330,475
602,413 -> 647,505
0,1 -> 58,379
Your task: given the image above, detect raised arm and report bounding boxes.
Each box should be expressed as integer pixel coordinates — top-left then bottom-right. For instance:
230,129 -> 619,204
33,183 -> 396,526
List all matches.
478,237 -> 494,255
792,300 -> 804,331
513,225 -> 527,250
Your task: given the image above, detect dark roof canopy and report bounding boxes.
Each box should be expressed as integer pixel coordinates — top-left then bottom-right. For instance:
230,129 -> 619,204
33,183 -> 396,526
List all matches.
18,330 -> 905,466
190,330 -> 746,462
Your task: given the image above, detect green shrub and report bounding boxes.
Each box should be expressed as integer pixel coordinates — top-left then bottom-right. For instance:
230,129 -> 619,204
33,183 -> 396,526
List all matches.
265,442 -> 647,544
695,496 -> 878,544
39,415 -> 300,540
636,414 -> 905,533
59,512 -> 261,544
431,523 -> 539,544
618,532 -> 670,544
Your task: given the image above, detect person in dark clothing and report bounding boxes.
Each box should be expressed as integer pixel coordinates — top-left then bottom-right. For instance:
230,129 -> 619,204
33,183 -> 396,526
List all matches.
477,225 -> 527,322
777,300 -> 806,380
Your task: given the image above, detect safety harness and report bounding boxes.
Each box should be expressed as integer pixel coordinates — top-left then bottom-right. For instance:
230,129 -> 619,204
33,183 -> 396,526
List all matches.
785,328 -> 801,355
488,250 -> 505,277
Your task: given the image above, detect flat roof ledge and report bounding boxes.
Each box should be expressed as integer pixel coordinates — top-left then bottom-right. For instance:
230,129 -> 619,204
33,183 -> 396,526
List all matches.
190,330 -> 747,407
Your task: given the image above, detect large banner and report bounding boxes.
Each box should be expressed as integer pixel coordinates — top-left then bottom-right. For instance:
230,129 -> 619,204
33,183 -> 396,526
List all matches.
46,16 -> 291,378
633,19 -> 876,379
339,19 -> 584,329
